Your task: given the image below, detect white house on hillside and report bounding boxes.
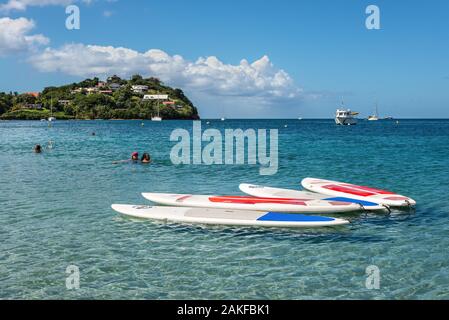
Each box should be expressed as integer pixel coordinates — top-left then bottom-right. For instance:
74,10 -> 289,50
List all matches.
109,83 -> 122,91
131,85 -> 149,93
143,94 -> 169,100
86,87 -> 99,95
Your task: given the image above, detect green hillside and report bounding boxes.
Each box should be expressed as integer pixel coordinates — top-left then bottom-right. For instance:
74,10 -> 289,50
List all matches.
0,75 -> 200,120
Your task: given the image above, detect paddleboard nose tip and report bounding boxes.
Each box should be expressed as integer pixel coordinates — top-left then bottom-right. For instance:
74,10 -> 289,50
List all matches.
335,218 -> 350,225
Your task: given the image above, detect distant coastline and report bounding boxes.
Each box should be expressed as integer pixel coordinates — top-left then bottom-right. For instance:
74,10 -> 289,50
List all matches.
0,74 -> 200,120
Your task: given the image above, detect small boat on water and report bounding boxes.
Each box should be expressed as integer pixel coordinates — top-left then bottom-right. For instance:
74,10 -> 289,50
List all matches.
151,94 -> 163,121
367,103 -> 380,121
335,109 -> 357,125
48,97 -> 56,122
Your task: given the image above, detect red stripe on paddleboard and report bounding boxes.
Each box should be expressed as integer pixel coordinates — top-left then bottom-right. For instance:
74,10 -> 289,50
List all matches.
384,196 -> 408,201
341,184 -> 395,195
209,196 -> 307,206
322,185 -> 375,197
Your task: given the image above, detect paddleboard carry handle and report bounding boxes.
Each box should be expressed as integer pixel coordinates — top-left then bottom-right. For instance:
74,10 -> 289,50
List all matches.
403,200 -> 416,213
382,204 -> 391,214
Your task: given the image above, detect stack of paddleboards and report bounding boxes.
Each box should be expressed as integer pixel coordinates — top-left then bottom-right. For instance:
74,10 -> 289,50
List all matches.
112,177 -> 416,229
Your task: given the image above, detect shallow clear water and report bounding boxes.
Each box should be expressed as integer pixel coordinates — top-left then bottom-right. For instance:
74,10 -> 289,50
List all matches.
0,119 -> 448,299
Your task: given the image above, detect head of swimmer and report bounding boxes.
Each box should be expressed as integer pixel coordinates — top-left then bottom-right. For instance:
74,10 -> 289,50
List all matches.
141,153 -> 151,163
34,144 -> 42,153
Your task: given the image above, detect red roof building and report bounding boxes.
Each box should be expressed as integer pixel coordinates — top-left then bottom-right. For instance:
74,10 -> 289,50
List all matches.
26,92 -> 40,98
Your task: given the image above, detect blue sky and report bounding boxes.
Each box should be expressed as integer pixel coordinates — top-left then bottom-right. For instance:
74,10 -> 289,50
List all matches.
0,0 -> 448,118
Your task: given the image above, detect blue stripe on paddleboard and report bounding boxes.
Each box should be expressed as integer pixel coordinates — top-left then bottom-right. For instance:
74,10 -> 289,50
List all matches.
324,197 -> 379,207
257,212 -> 334,222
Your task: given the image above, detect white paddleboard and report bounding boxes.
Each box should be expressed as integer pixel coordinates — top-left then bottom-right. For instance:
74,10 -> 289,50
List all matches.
301,178 -> 416,207
141,192 -> 363,213
239,183 -> 386,211
111,204 -> 349,228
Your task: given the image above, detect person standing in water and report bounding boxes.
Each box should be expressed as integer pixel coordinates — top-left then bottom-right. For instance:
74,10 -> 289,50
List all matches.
131,152 -> 139,162
141,153 -> 151,164
34,144 -> 42,153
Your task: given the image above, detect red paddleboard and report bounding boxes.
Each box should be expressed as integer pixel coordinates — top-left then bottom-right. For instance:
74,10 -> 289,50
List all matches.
301,178 -> 416,207
141,193 -> 363,213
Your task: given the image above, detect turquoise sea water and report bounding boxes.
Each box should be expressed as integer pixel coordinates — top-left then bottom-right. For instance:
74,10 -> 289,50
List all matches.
1,119 -> 448,299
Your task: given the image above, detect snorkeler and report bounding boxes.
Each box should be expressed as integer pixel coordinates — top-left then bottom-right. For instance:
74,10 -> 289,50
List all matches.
141,153 -> 151,163
34,144 -> 42,153
131,152 -> 139,161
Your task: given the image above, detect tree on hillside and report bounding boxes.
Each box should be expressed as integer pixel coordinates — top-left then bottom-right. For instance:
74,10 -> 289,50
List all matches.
173,88 -> 194,107
77,77 -> 99,88
147,77 -> 162,85
0,100 -> 9,114
130,74 -> 144,84
73,93 -> 115,117
113,86 -> 134,109
107,75 -> 123,84
0,92 -> 14,114
14,94 -> 36,105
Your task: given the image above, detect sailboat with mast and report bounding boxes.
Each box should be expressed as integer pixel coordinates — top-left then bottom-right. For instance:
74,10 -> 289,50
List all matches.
151,96 -> 162,121
220,105 -> 225,121
367,103 -> 379,121
48,97 -> 56,122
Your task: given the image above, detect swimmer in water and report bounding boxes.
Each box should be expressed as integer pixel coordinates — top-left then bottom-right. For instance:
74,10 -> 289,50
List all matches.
112,152 -> 139,164
34,144 -> 42,153
141,153 -> 151,164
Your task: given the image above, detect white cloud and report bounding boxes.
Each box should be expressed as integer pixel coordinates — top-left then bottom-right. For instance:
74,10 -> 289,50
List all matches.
29,43 -> 302,101
0,0 -> 94,12
0,17 -> 49,56
102,10 -> 113,17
